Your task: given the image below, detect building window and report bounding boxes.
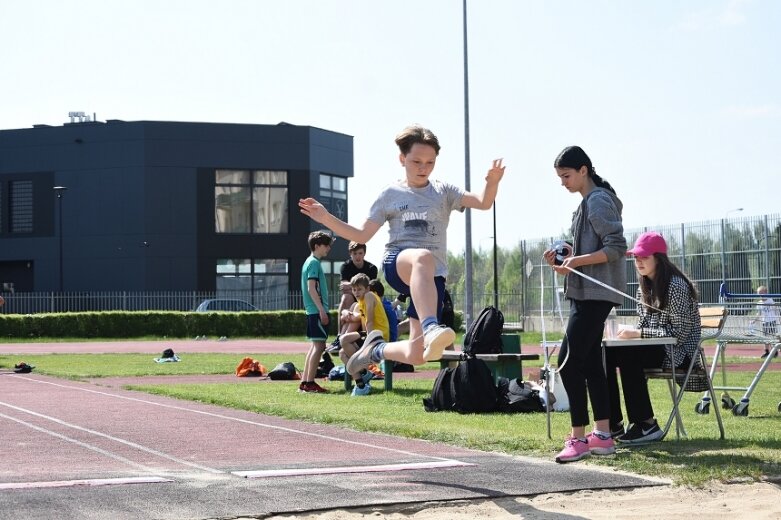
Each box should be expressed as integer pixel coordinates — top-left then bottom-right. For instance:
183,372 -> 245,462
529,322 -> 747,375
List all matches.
215,170 -> 288,234
318,259 -> 344,308
319,173 -> 347,221
10,181 -> 33,233
216,258 -> 289,310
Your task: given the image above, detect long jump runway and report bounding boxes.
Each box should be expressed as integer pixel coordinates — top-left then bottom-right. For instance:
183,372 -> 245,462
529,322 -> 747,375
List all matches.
0,373 -> 661,520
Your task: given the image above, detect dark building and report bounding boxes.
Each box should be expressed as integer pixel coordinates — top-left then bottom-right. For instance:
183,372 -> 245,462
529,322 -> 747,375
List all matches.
0,118 -> 353,309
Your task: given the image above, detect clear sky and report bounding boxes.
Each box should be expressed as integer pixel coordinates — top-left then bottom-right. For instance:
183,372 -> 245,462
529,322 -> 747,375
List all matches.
2,0 -> 779,268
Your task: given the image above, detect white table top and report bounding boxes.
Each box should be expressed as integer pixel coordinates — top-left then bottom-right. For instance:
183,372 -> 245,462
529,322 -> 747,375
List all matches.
602,337 -> 677,347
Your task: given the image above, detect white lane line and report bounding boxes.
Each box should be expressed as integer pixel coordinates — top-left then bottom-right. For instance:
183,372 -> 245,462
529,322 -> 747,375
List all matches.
0,401 -> 224,475
15,376 -> 466,464
233,460 -> 473,479
0,412 -> 161,474
0,477 -> 172,490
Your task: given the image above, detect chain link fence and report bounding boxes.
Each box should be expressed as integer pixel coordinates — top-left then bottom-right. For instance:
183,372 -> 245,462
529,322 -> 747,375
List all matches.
2,214 -> 779,324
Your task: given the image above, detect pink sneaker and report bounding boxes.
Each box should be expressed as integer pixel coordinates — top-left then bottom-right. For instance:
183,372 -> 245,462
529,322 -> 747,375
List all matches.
555,436 -> 590,463
586,432 -> 616,455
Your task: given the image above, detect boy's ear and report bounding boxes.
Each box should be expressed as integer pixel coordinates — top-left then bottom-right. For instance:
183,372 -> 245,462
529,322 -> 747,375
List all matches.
399,153 -> 406,166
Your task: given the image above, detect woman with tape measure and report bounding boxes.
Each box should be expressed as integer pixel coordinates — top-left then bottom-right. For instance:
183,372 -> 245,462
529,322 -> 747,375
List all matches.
543,146 -> 627,464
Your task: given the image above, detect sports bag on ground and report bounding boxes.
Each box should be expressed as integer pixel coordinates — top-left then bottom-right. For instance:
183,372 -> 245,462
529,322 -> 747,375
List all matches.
497,377 -> 544,413
268,362 -> 299,380
422,366 -> 456,412
423,357 -> 498,414
463,306 -> 504,355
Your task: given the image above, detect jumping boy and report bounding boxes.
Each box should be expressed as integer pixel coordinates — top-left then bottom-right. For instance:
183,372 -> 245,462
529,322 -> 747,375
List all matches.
299,124 -> 505,376
299,230 -> 333,393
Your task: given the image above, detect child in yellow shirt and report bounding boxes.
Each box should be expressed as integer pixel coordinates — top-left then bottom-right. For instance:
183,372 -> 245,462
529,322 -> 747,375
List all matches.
340,273 -> 389,396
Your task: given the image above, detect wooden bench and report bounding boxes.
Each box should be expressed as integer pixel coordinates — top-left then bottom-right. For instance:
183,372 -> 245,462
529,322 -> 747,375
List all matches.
344,331 -> 538,392
436,351 -> 540,384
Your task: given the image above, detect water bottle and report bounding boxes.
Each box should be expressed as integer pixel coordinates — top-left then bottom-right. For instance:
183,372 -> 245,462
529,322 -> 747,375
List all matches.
604,308 -> 618,339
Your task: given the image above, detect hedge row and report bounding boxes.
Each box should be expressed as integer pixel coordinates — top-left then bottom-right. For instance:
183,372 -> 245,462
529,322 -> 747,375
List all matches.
0,311 -> 335,339
0,310 -> 464,339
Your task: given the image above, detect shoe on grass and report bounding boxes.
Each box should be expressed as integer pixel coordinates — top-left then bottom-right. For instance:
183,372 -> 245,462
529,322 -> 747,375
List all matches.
351,382 -> 372,396
610,422 -> 625,439
586,431 -> 616,455
616,420 -> 664,444
298,381 -> 329,394
555,436 -> 590,463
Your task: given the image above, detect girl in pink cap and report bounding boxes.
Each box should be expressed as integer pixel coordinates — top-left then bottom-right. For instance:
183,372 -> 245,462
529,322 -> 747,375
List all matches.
606,231 -> 702,444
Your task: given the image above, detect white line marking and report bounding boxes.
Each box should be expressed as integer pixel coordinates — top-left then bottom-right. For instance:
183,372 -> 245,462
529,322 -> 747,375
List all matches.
0,477 -> 172,490
0,412 -> 161,474
0,401 -> 224,474
15,376 -> 465,464
233,460 -> 473,478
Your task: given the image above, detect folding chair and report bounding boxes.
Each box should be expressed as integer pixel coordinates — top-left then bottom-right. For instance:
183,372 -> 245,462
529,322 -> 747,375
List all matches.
644,306 -> 727,440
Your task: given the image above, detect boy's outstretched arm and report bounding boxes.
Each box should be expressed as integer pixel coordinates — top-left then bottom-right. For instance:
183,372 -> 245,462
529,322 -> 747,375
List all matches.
298,197 -> 382,243
461,158 -> 505,210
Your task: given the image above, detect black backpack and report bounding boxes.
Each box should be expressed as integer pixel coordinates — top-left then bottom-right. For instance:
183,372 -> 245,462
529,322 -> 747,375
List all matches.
463,306 -> 504,356
316,352 -> 335,378
497,377 -> 544,413
423,357 -> 498,414
268,362 -> 298,380
441,290 -> 455,329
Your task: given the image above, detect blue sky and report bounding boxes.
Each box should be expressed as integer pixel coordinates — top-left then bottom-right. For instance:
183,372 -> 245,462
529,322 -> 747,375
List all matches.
2,0 -> 779,267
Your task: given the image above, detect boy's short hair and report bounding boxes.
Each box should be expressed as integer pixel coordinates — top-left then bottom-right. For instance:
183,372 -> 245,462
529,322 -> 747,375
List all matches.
308,231 -> 333,251
368,279 -> 385,297
350,273 -> 370,288
395,125 -> 441,156
348,241 -> 366,253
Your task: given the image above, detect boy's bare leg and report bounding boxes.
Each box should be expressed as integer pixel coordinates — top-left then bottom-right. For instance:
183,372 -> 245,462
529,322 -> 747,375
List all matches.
346,249 -> 454,374
395,248 -> 455,360
340,342 -> 358,370
340,322 -> 361,336
340,331 -> 361,347
395,249 -> 438,320
380,319 -> 426,365
303,342 -> 325,381
337,291 -> 356,329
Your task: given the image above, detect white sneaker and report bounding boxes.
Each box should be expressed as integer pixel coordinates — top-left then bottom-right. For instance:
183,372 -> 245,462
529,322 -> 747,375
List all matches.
346,330 -> 385,376
422,325 -> 455,361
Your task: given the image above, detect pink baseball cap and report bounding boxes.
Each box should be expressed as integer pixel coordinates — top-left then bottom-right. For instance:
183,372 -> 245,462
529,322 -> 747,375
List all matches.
627,231 -> 667,257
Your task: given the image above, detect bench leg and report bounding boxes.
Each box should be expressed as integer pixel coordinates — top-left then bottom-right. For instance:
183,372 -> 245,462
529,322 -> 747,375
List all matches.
382,360 -> 393,391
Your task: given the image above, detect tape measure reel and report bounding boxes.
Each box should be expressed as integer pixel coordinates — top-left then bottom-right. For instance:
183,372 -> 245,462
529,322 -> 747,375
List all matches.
552,240 -> 573,265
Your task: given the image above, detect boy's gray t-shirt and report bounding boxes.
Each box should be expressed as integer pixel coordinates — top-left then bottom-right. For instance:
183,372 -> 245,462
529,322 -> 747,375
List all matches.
367,179 -> 465,278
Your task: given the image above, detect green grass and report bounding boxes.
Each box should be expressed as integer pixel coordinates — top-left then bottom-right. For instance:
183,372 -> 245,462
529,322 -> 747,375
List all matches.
4,350 -> 781,486
0,353 -> 333,379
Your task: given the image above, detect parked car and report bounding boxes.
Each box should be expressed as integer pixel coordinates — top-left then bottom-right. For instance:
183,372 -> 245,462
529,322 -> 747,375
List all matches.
194,299 -> 259,312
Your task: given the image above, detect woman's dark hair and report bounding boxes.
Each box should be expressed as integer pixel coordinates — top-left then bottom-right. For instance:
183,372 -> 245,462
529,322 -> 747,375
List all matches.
638,253 -> 698,310
554,145 -> 616,195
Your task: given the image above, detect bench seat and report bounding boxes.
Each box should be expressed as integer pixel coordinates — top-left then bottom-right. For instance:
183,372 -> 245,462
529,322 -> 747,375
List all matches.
435,351 -> 540,383
344,332 -> 538,391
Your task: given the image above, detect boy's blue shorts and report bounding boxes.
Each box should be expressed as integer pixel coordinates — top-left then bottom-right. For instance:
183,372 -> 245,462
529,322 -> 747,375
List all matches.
382,249 -> 445,321
306,313 -> 328,341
